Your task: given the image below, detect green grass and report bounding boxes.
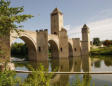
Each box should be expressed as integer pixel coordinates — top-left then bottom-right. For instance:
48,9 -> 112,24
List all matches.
90,47 -> 112,56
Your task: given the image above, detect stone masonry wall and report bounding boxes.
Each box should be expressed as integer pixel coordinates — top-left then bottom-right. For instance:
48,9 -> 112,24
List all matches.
36,29 -> 48,61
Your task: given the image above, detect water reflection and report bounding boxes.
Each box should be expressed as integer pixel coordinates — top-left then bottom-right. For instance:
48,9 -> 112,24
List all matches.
72,56 -> 81,72
82,55 -> 92,86
51,58 -> 69,86
104,57 -> 112,67
14,55 -> 112,86
82,55 -> 91,72
94,60 -> 101,68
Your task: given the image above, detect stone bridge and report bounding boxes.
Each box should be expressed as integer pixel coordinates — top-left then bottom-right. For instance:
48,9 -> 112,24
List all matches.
10,28 -> 82,61
1,8 -> 90,62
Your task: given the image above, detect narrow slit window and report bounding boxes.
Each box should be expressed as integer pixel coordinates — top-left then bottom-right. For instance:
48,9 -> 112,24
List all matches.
74,48 -> 76,51
60,48 -> 62,52
54,32 -> 57,35
38,46 -> 41,52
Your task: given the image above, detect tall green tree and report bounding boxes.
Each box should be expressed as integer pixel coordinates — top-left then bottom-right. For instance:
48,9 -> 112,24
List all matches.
93,38 -> 101,46
0,0 -> 33,62
0,0 -> 33,36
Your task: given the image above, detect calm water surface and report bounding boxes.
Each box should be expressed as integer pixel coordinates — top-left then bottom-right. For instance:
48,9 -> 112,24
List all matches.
14,55 -> 112,86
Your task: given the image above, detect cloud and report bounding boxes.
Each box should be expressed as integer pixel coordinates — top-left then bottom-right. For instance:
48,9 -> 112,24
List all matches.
87,9 -> 112,22
67,18 -> 112,41
64,25 -> 71,31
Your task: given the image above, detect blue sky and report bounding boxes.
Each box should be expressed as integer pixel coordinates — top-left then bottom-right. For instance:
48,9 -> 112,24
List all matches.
10,0 -> 112,41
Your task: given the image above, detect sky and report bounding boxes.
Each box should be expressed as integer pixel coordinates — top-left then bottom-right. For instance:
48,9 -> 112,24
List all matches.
10,0 -> 112,41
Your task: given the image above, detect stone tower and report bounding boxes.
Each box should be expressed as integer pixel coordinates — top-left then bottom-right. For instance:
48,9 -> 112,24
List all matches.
81,24 -> 90,55
51,8 -> 63,35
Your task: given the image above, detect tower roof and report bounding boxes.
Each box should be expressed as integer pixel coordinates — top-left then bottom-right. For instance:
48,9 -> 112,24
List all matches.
82,24 -> 90,32
83,24 -> 88,28
51,8 -> 62,15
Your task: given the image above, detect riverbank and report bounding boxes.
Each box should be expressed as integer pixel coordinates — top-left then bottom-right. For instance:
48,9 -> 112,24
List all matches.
90,47 -> 112,56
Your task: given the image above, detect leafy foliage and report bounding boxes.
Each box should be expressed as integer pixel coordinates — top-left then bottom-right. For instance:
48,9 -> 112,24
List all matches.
0,64 -> 52,86
0,70 -> 20,86
0,0 -> 33,36
21,64 -> 52,86
11,42 -> 28,59
90,47 -> 112,55
103,40 -> 112,47
0,0 -> 33,60
93,38 -> 101,46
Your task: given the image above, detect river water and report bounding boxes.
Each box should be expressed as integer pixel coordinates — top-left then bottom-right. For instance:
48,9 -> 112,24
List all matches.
13,55 -> 112,86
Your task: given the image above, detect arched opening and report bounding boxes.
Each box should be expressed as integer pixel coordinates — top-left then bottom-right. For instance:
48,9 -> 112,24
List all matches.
11,36 -> 37,61
48,40 -> 59,59
48,40 -> 59,73
68,43 -> 73,57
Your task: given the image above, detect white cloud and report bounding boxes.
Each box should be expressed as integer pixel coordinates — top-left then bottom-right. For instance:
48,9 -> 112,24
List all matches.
67,18 -> 112,41
88,9 -> 112,22
64,25 -> 71,31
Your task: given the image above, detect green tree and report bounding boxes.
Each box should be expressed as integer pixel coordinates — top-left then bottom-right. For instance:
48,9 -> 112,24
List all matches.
93,38 -> 101,46
0,0 -> 33,36
103,40 -> 112,47
0,0 -> 33,61
11,42 -> 28,59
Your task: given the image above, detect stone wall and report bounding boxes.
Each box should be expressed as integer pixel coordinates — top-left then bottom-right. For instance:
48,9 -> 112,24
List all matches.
59,28 -> 68,58
51,8 -> 63,35
72,38 -> 81,56
36,29 -> 48,61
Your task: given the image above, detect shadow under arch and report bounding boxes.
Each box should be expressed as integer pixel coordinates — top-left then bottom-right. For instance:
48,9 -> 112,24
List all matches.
11,35 -> 37,61
48,40 -> 59,59
68,42 -> 73,57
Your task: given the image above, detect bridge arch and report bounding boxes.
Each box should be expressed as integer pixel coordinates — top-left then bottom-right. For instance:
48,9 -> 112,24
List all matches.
48,35 -> 59,59
48,39 -> 59,59
10,33 -> 37,61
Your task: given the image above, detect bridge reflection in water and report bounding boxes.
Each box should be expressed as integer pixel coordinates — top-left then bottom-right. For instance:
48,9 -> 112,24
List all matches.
15,55 -> 92,86
50,55 -> 91,86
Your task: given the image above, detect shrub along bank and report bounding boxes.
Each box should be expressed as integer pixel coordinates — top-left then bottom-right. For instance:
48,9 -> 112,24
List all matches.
90,47 -> 112,56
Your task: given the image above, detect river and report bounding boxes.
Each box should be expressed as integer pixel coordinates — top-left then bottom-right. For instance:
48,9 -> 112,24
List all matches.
13,55 -> 112,86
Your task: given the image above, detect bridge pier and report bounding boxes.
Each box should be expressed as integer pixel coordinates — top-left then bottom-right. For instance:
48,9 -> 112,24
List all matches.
36,29 -> 48,61
59,28 -> 69,58
72,38 -> 81,57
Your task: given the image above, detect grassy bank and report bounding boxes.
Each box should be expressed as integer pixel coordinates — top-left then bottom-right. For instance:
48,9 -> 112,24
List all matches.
90,47 -> 112,56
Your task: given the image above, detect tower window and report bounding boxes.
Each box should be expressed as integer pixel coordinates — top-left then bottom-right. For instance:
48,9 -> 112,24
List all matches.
54,32 -> 57,35
74,48 -> 77,51
60,48 -> 63,52
38,46 -> 41,52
